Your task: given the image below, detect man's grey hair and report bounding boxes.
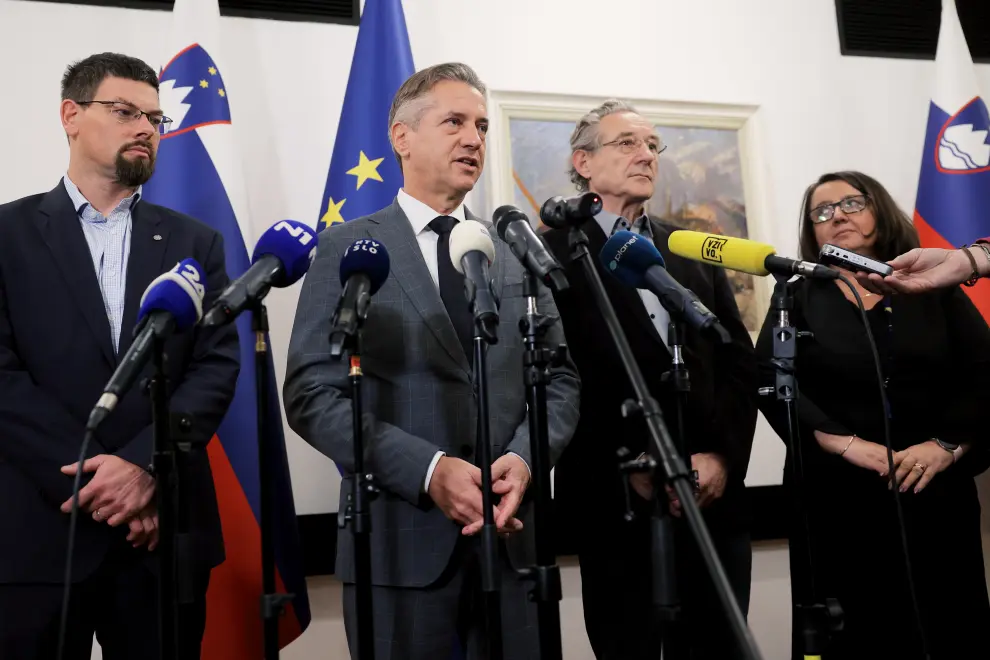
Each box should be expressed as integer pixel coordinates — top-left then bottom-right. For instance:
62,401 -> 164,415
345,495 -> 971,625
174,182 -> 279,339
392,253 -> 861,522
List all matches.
568,99 -> 639,192
387,62 -> 488,169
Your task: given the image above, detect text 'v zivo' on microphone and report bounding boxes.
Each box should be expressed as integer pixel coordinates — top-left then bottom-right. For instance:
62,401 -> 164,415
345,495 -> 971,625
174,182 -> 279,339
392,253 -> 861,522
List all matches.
493,205 -> 569,292
539,192 -> 603,229
449,220 -> 499,343
667,230 -> 838,280
201,219 -> 319,327
329,238 -> 390,358
600,231 -> 730,344
87,258 -> 207,431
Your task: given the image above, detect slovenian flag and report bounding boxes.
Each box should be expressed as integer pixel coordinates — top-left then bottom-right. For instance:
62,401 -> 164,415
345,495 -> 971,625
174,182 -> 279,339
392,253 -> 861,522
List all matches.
914,0 -> 990,317
142,0 -> 311,657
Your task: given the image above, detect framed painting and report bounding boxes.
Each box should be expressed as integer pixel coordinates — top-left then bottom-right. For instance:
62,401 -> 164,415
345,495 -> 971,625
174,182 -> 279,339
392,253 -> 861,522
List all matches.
471,91 -> 774,335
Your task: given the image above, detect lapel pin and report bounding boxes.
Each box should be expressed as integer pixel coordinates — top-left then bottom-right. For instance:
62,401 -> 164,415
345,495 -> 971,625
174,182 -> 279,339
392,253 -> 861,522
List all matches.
153,234 -> 162,241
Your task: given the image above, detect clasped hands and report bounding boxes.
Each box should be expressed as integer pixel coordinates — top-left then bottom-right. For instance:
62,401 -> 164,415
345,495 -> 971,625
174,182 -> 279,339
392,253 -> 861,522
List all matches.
59,454 -> 159,550
815,431 -> 956,494
428,455 -> 529,538
629,452 -> 728,517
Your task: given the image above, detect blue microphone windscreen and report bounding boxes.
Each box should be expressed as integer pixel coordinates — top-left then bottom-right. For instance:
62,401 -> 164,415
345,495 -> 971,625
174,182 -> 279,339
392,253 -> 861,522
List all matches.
251,220 -> 319,287
138,258 -> 206,331
599,230 -> 665,289
340,239 -> 391,294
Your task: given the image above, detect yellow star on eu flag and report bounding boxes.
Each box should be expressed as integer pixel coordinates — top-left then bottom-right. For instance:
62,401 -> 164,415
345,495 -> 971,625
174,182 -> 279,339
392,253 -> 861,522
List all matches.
208,66 -> 218,75
347,151 -> 385,190
218,89 -> 226,98
199,79 -> 209,88
321,197 -> 347,229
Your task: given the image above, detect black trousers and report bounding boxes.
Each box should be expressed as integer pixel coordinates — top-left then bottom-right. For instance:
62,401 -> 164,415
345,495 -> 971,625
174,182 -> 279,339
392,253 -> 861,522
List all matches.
0,543 -> 210,660
579,514 -> 752,660
342,534 -> 539,660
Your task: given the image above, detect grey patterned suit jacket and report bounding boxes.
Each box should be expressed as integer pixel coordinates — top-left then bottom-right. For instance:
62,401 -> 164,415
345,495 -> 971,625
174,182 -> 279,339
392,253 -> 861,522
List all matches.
283,199 -> 581,588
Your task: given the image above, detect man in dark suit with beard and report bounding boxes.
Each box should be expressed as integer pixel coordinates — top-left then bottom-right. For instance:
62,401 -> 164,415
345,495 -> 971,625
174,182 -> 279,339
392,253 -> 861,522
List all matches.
0,52 -> 239,659
540,99 -> 758,660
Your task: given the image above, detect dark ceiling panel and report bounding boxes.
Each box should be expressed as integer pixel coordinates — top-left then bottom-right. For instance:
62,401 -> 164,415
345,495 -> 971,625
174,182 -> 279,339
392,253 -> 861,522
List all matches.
836,0 -> 990,63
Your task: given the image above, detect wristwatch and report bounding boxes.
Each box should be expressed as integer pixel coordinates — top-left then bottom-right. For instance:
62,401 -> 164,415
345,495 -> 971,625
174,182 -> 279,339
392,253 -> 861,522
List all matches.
933,437 -> 959,454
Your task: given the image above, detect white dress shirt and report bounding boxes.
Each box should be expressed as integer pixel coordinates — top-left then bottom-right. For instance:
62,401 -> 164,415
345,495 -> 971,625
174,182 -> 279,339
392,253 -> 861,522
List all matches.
595,209 -> 671,348
395,190 -> 530,494
63,174 -> 140,354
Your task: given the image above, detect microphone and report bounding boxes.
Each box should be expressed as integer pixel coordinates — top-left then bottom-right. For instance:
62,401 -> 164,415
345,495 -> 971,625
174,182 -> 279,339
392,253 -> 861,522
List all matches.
449,220 -> 499,344
667,230 -> 839,280
493,205 -> 569,292
329,238 -> 391,358
539,192 -> 603,229
201,220 -> 318,327
87,258 -> 207,431
600,231 -> 730,344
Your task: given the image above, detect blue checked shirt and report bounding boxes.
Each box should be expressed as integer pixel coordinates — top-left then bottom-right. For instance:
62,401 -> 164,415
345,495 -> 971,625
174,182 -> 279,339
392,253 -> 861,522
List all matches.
63,175 -> 139,354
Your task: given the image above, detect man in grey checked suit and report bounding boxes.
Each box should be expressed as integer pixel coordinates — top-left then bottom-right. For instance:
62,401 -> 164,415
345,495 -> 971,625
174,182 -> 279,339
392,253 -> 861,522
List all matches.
284,63 -> 580,659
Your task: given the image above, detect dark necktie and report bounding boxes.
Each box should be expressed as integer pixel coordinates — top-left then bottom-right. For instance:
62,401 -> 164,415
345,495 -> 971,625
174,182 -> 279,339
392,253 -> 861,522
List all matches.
428,215 -> 474,359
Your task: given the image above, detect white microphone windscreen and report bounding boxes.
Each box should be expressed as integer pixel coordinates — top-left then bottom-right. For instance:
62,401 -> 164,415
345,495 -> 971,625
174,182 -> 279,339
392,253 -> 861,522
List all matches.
449,220 -> 495,274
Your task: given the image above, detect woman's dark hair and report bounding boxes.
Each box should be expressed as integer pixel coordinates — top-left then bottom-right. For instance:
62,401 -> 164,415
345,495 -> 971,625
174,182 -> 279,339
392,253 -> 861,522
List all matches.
798,171 -> 921,262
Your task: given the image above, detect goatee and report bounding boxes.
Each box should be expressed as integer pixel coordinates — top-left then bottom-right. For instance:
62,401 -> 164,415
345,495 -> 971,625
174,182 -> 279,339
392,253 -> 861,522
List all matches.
114,142 -> 156,187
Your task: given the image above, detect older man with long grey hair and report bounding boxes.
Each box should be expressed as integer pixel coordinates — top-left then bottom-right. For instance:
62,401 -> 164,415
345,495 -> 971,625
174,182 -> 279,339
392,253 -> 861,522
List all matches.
540,99 -> 758,660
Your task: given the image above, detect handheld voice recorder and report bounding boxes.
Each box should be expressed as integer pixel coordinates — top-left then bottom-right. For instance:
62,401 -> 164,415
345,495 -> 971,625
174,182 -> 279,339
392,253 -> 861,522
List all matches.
819,243 -> 893,277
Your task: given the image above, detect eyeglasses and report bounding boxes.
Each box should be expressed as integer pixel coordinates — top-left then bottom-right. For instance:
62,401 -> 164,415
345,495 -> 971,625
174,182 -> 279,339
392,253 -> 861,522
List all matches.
600,136 -> 667,157
810,194 -> 869,224
76,100 -> 174,135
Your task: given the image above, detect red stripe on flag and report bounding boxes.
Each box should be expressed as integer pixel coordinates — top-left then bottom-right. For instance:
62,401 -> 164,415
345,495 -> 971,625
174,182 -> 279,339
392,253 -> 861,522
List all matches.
201,436 -> 304,658
915,211 -> 990,320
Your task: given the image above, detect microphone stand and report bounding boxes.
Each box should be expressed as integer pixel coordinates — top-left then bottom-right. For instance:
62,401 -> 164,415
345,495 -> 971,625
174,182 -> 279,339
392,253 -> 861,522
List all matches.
760,276 -> 843,658
513,272 -> 565,660
564,225 -> 763,660
330,305 -> 379,660
654,320 -> 696,657
466,282 -> 503,660
149,333 -> 179,660
253,302 -> 295,660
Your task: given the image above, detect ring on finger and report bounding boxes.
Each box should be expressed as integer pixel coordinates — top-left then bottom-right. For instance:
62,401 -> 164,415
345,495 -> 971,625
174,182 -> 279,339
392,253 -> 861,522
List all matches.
913,462 -> 927,472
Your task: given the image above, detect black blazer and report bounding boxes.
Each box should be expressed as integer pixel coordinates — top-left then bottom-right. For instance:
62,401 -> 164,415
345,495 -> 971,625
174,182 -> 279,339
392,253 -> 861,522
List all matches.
0,181 -> 239,584
541,217 -> 758,539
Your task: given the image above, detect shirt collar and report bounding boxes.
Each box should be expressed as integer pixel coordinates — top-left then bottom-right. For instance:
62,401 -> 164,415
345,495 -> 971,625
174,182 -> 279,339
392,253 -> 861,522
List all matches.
397,188 -> 467,234
594,208 -> 652,238
63,174 -> 142,218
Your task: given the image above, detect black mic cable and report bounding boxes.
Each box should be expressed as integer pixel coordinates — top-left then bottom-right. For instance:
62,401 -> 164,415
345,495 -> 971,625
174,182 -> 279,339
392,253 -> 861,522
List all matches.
835,274 -> 930,660
56,429 -> 97,660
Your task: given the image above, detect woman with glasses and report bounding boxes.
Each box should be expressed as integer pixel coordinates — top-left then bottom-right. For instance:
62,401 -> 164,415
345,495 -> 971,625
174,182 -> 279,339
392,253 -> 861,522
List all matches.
755,171 -> 990,659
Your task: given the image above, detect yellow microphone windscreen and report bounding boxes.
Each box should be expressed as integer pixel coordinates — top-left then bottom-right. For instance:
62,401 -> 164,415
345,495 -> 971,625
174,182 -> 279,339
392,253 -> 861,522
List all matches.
667,230 -> 777,277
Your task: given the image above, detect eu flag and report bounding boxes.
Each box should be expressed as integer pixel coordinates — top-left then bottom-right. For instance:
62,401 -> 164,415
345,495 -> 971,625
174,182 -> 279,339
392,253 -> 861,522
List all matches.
142,32 -> 311,660
317,0 -> 414,229
914,0 -> 990,318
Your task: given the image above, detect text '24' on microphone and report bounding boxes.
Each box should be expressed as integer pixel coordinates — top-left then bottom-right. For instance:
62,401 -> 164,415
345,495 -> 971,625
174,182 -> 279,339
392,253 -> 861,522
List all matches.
493,205 -> 569,292
450,220 -> 500,344
539,192 -> 603,229
330,238 -> 391,358
201,219 -> 318,327
600,231 -> 730,344
87,258 -> 207,431
667,230 -> 838,280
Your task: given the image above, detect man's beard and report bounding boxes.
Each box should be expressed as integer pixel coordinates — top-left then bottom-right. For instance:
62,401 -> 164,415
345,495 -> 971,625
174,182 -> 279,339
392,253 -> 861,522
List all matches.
113,142 -> 156,187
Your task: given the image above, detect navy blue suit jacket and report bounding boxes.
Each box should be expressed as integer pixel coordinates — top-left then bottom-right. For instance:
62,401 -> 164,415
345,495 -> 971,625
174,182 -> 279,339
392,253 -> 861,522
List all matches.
0,181 -> 239,584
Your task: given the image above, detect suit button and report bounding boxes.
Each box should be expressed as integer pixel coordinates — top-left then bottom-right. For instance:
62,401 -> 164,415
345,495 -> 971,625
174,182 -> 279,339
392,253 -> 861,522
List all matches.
460,444 -> 474,458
